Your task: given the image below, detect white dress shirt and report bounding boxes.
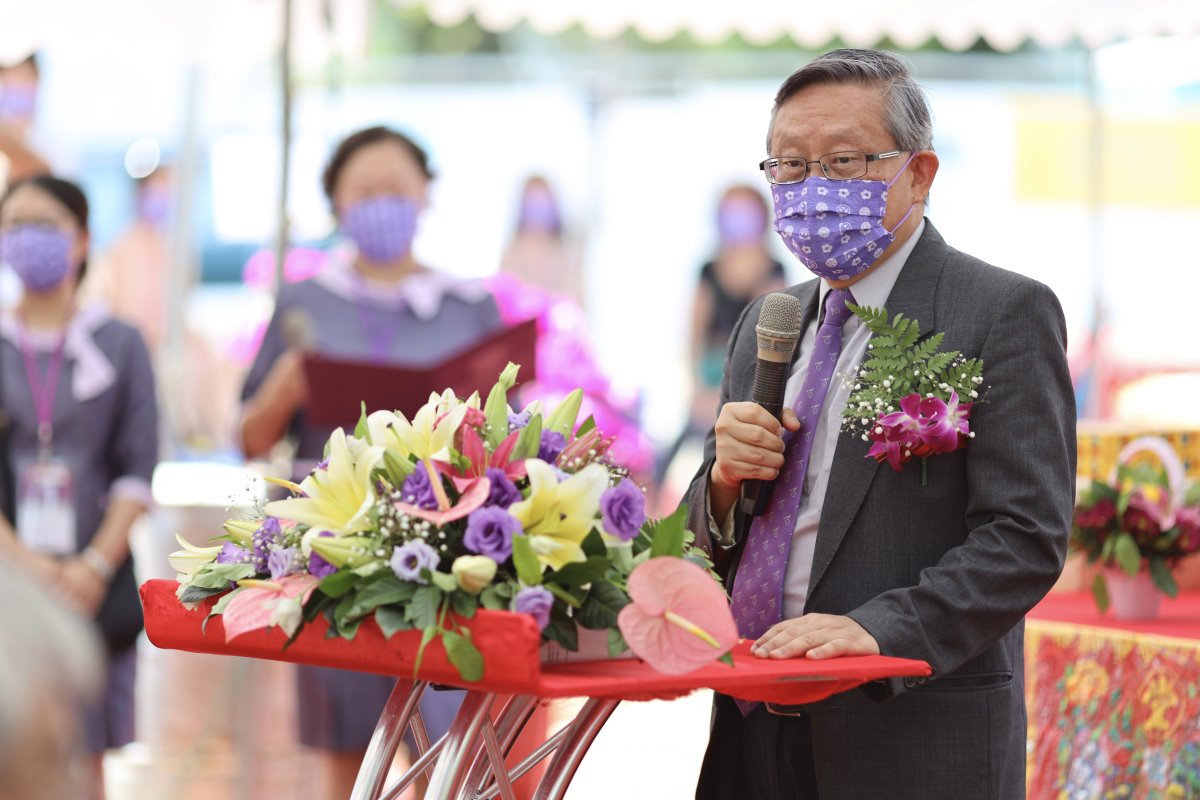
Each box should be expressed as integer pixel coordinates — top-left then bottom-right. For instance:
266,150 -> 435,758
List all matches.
709,221 -> 926,620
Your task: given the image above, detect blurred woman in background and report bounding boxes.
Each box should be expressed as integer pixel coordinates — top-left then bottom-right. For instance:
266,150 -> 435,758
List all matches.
239,125 -> 504,799
500,175 -> 583,305
0,175 -> 159,799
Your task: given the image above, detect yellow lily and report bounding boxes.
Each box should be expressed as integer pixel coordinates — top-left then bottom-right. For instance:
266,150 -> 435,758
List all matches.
167,533 -> 222,576
508,459 -> 608,570
390,398 -> 469,510
264,428 -> 384,553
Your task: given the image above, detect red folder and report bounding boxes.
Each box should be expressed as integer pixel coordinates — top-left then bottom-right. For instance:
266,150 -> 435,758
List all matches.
303,318 -> 538,427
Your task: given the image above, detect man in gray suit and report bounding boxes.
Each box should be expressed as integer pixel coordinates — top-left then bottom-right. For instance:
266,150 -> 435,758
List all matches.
686,49 -> 1076,799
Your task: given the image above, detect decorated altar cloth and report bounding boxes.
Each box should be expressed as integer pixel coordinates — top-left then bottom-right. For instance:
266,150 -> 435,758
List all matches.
141,579 -> 930,705
1026,592 -> 1200,799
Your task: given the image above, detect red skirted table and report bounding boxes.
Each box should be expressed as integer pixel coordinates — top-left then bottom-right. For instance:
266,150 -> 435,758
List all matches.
141,580 -> 930,800
1026,592 -> 1200,799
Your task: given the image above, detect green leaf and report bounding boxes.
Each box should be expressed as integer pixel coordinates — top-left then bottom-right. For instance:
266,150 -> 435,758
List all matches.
451,591 -> 478,619
442,630 -> 485,681
547,557 -> 611,589
580,528 -> 607,559
1149,557 -> 1179,598
575,415 -> 597,438
718,651 -> 735,668
1113,533 -> 1141,576
348,574 -> 417,617
543,606 -> 578,651
407,585 -> 443,629
1092,573 -> 1110,613
545,582 -> 583,608
374,606 -> 412,638
413,626 -> 437,677
607,627 -> 628,658
649,505 -> 688,558
545,389 -> 583,437
479,584 -> 507,611
512,535 -> 542,586
318,569 -> 360,599
207,586 -> 243,617
577,581 -> 629,629
355,401 -> 369,441
512,414 -> 543,461
1186,483 -> 1200,506
189,562 -> 256,590
180,583 -> 229,604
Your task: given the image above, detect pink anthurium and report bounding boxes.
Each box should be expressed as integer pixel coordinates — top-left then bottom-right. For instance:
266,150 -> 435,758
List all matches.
395,476 -> 491,525
221,574 -> 320,643
617,557 -> 738,675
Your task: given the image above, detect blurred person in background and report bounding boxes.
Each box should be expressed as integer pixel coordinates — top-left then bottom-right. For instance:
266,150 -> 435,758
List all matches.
239,125 -> 504,799
0,175 -> 159,799
0,560 -> 104,800
656,184 -> 785,499
0,54 -> 50,187
500,175 -> 583,305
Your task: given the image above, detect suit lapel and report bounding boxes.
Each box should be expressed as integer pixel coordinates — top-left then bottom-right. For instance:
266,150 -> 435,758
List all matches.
804,222 -> 950,606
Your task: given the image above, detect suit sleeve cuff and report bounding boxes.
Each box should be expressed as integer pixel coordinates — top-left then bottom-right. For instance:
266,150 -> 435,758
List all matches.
704,481 -> 738,548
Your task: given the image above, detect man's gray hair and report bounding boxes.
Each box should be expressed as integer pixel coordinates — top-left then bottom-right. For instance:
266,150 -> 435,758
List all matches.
768,48 -> 933,153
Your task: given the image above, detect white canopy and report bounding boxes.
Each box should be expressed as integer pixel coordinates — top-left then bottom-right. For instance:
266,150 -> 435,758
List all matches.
413,0 -> 1200,51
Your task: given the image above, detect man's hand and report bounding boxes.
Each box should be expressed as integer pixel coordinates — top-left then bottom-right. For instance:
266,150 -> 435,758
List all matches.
751,613 -> 880,660
708,402 -> 800,520
57,558 -> 108,616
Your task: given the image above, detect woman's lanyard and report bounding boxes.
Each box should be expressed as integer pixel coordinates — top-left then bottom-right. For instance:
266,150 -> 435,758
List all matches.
18,330 -> 66,454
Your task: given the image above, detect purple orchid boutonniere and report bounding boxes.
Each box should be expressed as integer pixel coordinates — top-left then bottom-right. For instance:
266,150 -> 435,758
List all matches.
841,305 -> 986,484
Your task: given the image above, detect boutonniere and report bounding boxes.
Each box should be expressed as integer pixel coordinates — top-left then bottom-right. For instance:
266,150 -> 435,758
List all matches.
840,305 -> 987,484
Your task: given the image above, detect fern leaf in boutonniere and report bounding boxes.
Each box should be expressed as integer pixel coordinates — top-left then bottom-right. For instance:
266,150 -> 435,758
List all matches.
841,304 -> 988,474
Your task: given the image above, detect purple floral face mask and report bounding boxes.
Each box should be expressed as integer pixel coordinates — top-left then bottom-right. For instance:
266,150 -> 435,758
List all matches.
772,153 -> 917,281
0,225 -> 74,291
340,195 -> 418,264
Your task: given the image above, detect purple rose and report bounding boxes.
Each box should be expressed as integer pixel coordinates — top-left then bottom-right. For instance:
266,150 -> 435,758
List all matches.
216,541 -> 251,566
400,467 -> 439,510
308,531 -> 338,578
508,411 -> 532,430
485,467 -> 522,508
268,547 -> 301,579
463,506 -> 521,562
599,478 -> 646,542
538,431 -> 567,464
390,540 -> 440,583
512,585 -> 554,630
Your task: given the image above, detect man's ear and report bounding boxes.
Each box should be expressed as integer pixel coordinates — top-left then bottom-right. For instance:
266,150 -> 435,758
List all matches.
909,150 -> 939,203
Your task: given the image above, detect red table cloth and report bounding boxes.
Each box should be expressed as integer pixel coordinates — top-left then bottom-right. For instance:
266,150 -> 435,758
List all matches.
141,579 -> 930,705
1026,592 -> 1200,799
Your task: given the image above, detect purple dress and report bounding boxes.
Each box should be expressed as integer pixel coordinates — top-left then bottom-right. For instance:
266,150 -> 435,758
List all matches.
241,262 -> 503,750
0,303 -> 158,753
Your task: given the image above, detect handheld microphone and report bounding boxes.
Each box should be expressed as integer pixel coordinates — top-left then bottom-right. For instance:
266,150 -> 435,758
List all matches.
738,292 -> 803,517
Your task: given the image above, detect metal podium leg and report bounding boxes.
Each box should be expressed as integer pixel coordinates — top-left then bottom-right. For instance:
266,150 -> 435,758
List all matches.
532,698 -> 621,800
350,679 -> 427,800
424,691 -> 497,800
463,695 -> 540,796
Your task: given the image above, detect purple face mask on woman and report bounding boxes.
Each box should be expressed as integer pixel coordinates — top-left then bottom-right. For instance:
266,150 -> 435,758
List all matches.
340,195 -> 418,264
772,153 -> 918,281
0,225 -> 74,291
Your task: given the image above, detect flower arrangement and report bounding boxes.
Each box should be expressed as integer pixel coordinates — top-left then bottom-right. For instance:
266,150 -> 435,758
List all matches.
840,305 -> 985,480
169,365 -> 736,680
1072,437 -> 1200,611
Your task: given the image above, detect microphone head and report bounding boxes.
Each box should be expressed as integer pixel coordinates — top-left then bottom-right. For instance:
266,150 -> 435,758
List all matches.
756,292 -> 803,338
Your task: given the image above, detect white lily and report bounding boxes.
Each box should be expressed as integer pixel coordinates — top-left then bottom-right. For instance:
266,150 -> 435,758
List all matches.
167,533 -> 222,576
390,398 -> 469,510
508,459 -> 608,571
265,428 -> 384,552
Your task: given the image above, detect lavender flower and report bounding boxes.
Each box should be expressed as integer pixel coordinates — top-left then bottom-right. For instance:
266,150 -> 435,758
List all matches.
600,478 -> 646,542
216,541 -> 251,566
512,586 -> 554,630
308,531 -> 338,579
538,431 -> 567,464
268,547 -> 301,580
400,466 -> 439,510
390,540 -> 440,584
484,467 -> 521,509
252,517 -> 284,572
463,506 -> 521,562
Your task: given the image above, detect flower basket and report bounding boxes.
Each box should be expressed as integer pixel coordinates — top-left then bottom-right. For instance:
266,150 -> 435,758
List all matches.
1072,436 -> 1200,615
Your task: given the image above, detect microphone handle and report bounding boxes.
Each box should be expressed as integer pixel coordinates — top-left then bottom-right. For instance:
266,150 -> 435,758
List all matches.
739,356 -> 791,517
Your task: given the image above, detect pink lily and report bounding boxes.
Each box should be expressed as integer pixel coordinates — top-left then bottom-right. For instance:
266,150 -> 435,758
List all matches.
556,427 -> 616,468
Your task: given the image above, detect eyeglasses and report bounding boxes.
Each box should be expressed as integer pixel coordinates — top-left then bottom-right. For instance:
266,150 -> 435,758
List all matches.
758,150 -> 903,185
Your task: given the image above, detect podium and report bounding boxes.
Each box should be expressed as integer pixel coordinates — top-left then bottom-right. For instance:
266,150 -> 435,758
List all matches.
142,580 -> 930,799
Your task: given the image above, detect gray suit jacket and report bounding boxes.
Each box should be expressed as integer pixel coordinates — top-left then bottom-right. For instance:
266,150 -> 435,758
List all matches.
684,221 -> 1076,799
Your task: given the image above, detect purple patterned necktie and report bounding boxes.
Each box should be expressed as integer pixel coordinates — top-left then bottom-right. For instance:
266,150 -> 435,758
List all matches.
729,288 -> 855,703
